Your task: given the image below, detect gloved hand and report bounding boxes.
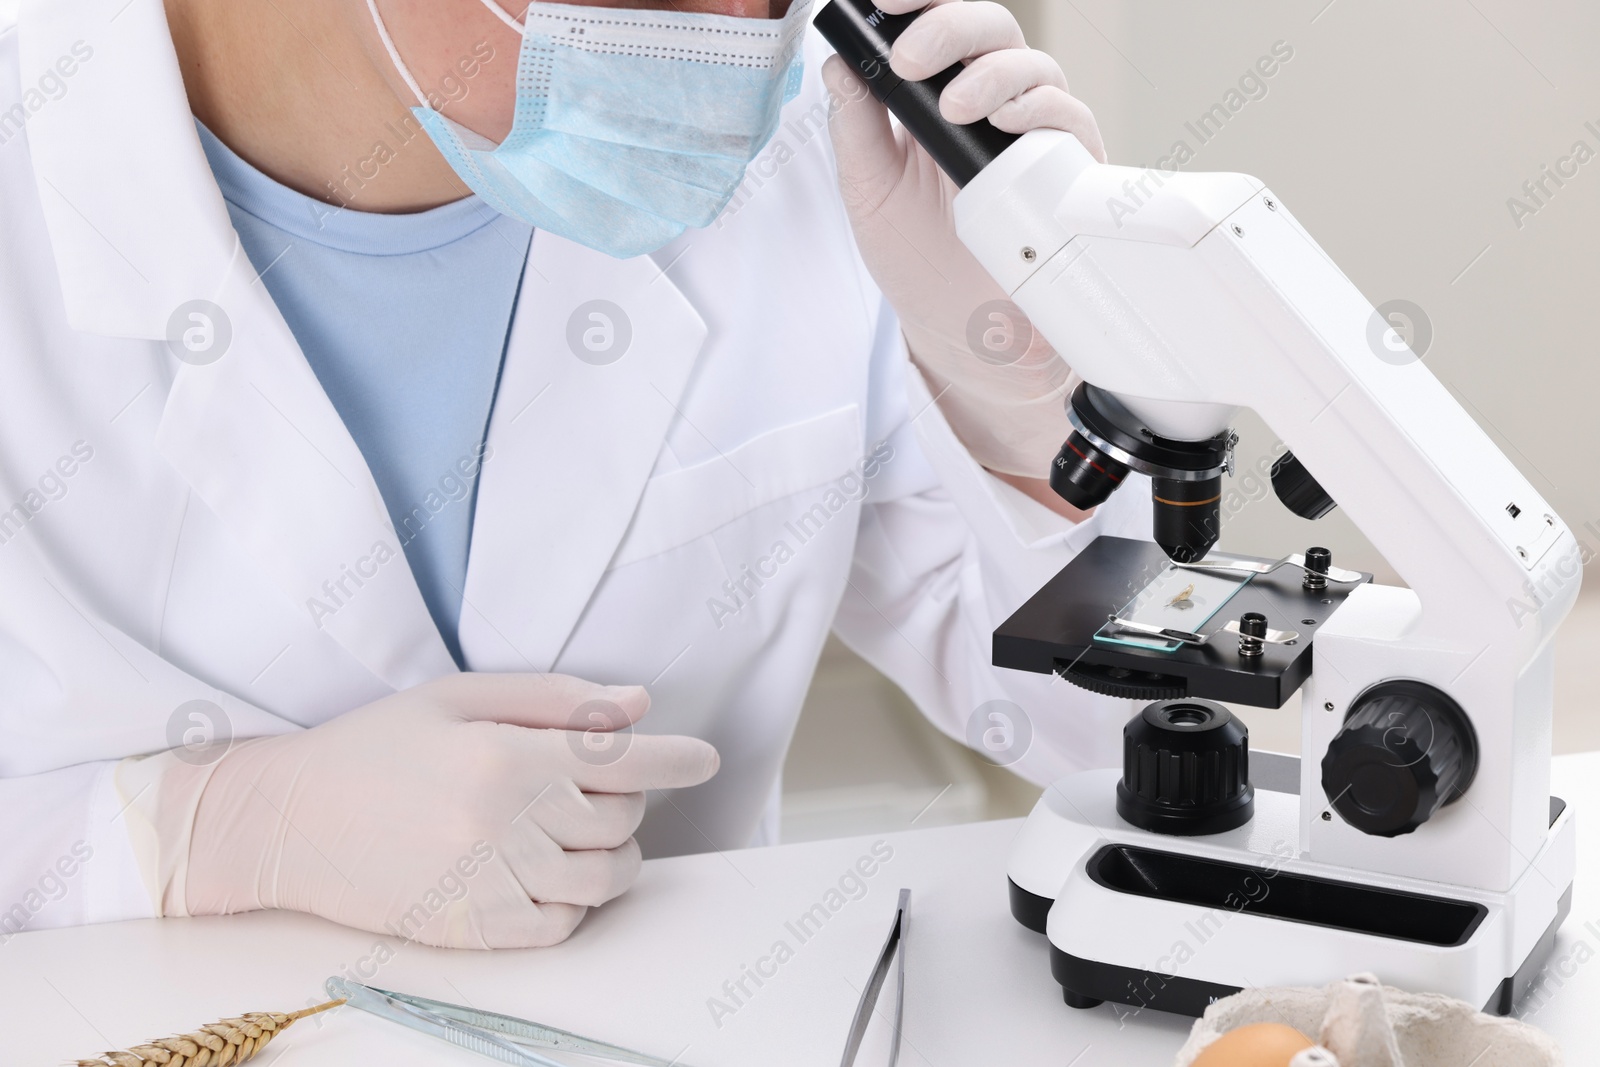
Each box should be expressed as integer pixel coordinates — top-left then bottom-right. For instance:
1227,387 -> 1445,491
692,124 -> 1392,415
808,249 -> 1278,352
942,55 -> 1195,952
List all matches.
821,0 -> 1107,479
131,673 -> 718,948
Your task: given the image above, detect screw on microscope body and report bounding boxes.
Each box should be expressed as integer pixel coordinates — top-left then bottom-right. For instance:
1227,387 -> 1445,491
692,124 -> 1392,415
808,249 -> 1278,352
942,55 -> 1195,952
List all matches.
1321,811 -> 1332,821
1021,246 -> 1037,262
1231,224 -> 1245,237
1303,546 -> 1331,591
1324,701 -> 1335,712
1264,197 -> 1277,211
1238,612 -> 1267,659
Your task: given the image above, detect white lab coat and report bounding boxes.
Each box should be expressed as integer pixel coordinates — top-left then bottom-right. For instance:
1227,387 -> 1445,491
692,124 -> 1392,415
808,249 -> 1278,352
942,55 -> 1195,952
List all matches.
0,0 -> 1151,931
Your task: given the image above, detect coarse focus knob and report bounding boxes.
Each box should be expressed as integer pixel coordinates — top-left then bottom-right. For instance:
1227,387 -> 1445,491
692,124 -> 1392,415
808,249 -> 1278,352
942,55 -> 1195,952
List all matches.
1321,680 -> 1479,838
1272,450 -> 1337,520
1117,699 -> 1254,836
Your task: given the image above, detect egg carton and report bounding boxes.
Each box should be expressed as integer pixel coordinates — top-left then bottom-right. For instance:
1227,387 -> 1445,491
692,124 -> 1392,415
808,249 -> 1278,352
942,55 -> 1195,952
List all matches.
1173,973 -> 1561,1067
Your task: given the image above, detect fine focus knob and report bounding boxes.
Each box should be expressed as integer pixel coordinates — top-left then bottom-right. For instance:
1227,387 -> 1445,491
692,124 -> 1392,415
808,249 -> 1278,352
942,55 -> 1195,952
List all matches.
1271,450 -> 1337,520
1321,680 -> 1479,837
1117,699 -> 1254,836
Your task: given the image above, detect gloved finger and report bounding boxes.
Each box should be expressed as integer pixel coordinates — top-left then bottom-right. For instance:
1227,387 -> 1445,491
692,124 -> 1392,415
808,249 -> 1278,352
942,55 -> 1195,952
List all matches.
475,900 -> 590,949
939,48 -> 1068,125
822,54 -> 907,213
561,732 -> 722,795
511,838 -> 643,907
889,1 -> 1025,82
872,0 -> 960,14
426,671 -> 652,730
517,781 -> 647,851
988,85 -> 1107,162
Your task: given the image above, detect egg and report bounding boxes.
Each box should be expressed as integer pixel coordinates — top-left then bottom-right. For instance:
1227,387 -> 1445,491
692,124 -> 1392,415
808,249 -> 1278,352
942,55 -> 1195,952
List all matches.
1191,1022 -> 1314,1067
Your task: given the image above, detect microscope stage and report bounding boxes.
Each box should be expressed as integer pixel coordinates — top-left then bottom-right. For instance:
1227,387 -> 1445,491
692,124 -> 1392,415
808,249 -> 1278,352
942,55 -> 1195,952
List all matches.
993,536 -> 1371,709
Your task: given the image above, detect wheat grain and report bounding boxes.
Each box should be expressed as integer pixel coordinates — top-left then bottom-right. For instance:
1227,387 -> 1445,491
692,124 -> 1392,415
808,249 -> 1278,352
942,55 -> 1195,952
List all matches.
73,996 -> 344,1066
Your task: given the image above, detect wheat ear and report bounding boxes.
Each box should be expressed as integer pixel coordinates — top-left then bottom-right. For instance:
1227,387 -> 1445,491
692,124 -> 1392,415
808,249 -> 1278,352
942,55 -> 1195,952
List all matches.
73,996 -> 345,1067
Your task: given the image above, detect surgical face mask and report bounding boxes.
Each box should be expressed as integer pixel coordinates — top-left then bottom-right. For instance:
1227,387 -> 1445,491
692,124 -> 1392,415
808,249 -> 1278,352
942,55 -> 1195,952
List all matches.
366,0 -> 812,258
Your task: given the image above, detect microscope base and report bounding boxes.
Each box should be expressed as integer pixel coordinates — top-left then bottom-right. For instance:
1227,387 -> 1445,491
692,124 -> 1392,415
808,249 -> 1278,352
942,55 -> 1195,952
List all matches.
1007,766 -> 1576,1019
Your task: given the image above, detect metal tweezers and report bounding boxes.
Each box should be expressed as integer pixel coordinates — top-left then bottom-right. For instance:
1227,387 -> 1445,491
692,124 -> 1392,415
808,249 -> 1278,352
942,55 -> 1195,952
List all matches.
839,888 -> 911,1067
326,976 -> 692,1067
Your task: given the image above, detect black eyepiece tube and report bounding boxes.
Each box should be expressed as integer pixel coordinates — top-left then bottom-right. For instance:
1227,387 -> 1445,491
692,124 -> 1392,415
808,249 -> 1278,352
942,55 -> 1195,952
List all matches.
814,0 -> 1021,187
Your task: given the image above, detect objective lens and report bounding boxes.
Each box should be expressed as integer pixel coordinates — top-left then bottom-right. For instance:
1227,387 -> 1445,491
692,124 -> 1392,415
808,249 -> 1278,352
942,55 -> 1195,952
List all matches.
1050,430 -> 1130,510
1152,475 -> 1221,563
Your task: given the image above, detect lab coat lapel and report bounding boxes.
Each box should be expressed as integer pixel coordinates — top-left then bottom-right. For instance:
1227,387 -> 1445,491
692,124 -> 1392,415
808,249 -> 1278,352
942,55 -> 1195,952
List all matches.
22,0 -> 456,690
459,235 -> 708,672
153,248 -> 459,691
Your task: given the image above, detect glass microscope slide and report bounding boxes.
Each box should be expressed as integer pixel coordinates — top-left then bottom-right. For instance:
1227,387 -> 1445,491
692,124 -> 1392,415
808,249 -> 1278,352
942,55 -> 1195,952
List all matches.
1093,565 -> 1253,653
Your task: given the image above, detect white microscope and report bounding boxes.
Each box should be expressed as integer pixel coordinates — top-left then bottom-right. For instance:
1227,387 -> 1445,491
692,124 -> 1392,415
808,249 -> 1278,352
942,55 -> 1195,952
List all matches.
818,0 -> 1580,1017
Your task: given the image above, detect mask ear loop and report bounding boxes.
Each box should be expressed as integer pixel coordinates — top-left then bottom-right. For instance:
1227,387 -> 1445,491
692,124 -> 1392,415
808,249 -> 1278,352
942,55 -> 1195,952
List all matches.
473,0 -> 527,34
364,0 -> 431,108
366,0 -> 526,109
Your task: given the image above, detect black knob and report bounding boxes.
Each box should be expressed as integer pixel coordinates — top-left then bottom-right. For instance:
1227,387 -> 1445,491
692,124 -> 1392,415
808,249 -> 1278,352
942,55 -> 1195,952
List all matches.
1303,546 -> 1331,591
1321,680 -> 1479,837
1272,450 -> 1337,520
1117,699 -> 1254,836
1237,612 -> 1267,659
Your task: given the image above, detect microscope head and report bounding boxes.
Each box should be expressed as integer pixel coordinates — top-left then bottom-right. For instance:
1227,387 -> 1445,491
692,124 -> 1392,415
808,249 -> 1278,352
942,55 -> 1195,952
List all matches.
1051,384 -> 1236,563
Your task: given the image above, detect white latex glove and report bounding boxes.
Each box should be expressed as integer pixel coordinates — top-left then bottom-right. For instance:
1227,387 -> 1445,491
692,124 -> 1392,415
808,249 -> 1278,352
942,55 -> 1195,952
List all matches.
122,673 -> 718,948
822,0 -> 1107,478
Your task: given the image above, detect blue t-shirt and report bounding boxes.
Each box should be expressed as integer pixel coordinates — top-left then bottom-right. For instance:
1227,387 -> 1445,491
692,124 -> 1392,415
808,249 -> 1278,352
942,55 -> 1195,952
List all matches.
197,121 -> 532,666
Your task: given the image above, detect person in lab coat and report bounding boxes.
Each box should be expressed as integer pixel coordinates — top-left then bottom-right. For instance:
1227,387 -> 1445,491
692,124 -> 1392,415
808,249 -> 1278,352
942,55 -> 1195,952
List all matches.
0,0 -> 1149,948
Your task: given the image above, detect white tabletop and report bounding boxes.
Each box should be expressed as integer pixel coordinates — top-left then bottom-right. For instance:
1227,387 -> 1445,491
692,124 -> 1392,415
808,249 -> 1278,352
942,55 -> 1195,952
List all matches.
7,753 -> 1599,1067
